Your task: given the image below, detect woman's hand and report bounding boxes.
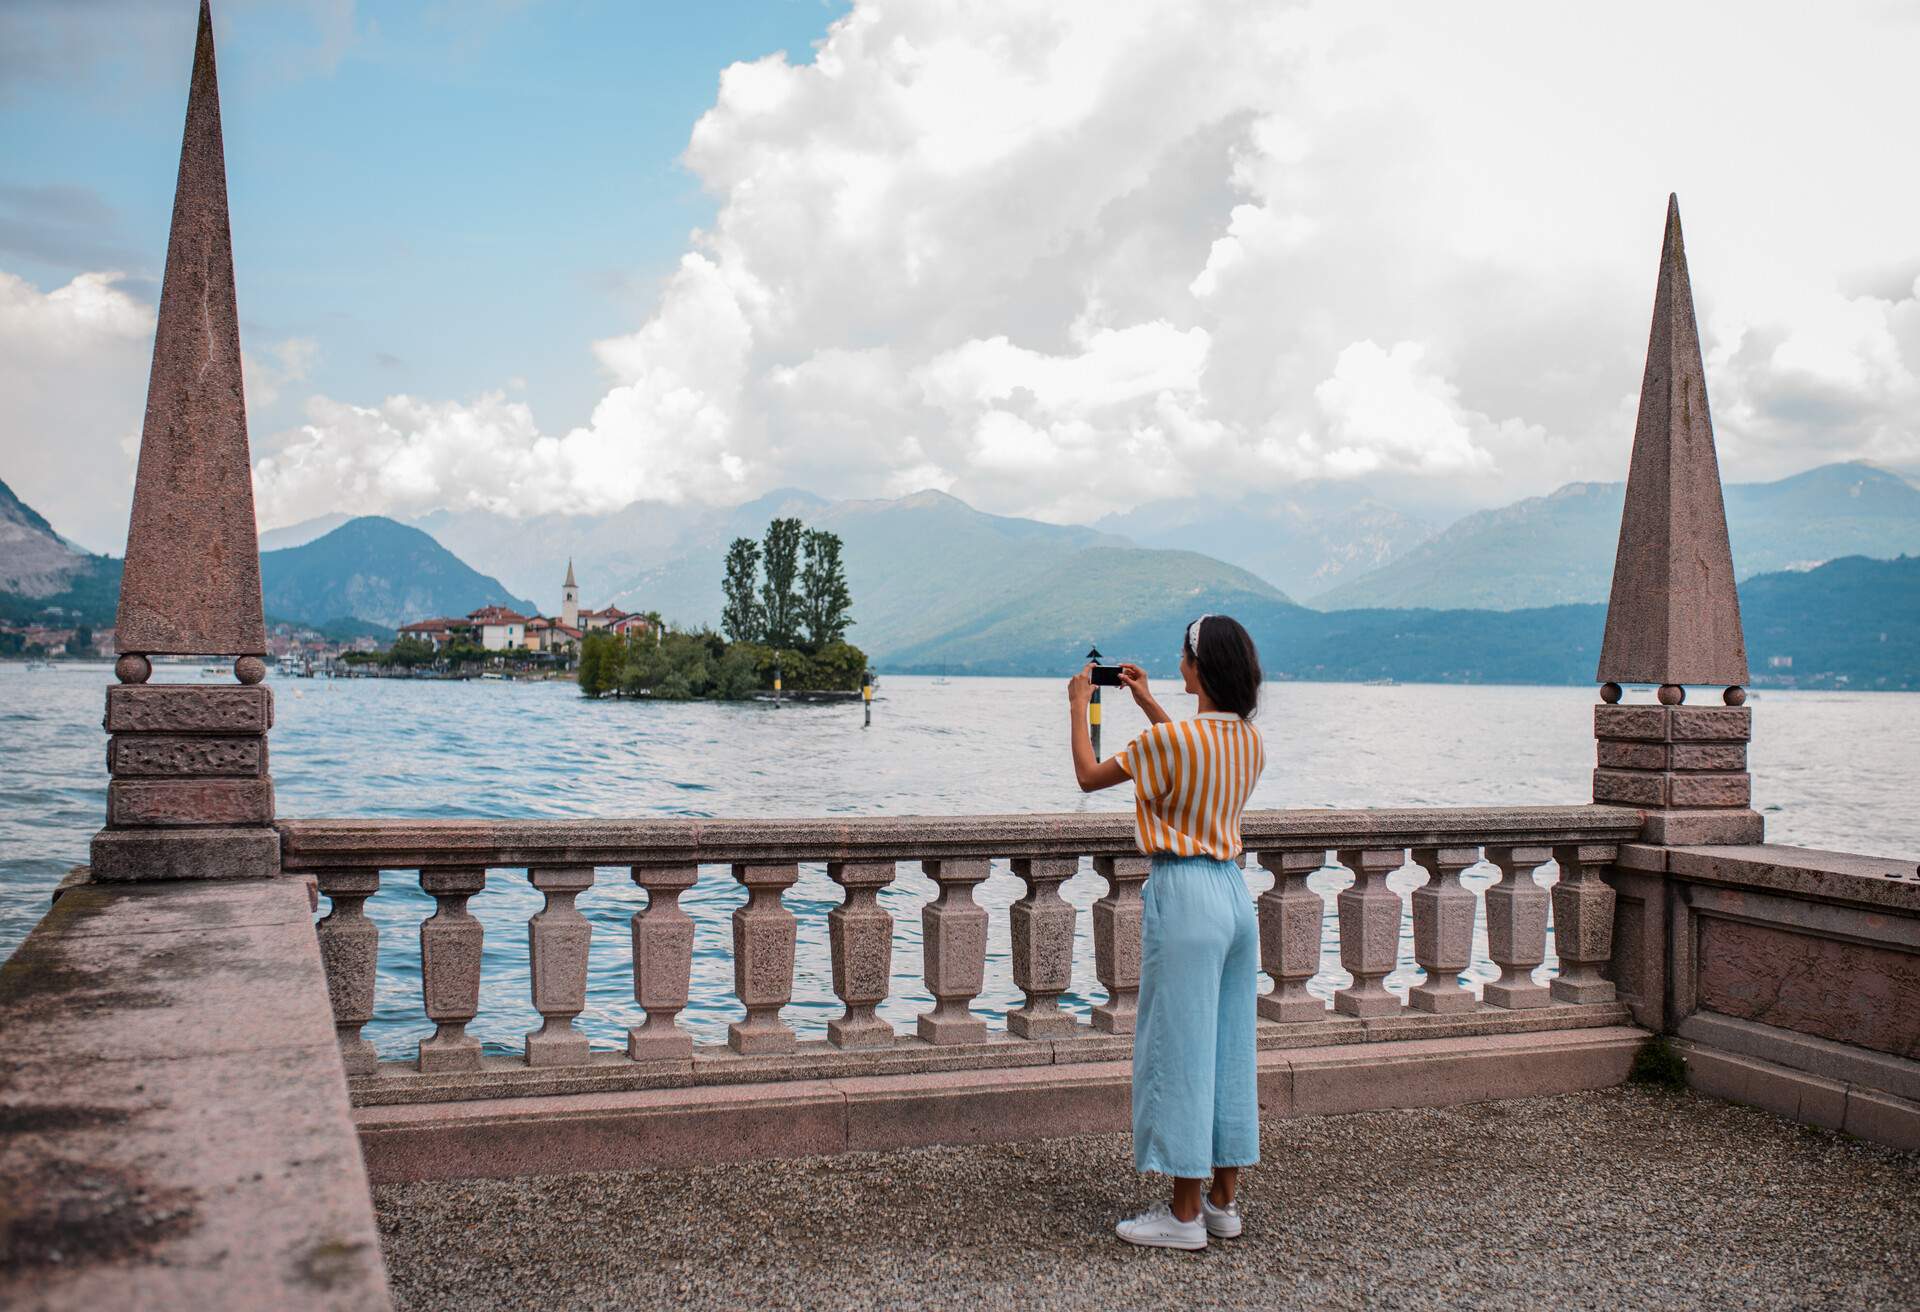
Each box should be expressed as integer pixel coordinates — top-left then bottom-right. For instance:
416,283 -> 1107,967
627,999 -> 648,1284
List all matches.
1119,662 -> 1172,725
1067,664 -> 1092,709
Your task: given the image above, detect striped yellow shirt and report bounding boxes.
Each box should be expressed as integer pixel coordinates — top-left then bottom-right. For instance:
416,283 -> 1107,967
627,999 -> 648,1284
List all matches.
1114,712 -> 1266,860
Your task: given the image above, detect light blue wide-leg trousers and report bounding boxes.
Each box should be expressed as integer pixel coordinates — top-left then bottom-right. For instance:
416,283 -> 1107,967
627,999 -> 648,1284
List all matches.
1131,854 -> 1261,1178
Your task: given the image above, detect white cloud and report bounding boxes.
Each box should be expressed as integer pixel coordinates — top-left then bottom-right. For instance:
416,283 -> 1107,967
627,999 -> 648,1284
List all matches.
0,270 -> 151,550
14,1 -> 1920,540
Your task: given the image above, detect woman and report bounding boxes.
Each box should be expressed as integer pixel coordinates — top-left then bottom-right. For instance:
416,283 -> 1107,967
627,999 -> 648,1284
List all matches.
1066,614 -> 1265,1251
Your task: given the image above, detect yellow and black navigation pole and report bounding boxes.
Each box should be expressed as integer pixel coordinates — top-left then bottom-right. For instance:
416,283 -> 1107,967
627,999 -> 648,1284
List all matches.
862,669 -> 874,727
1086,644 -> 1102,760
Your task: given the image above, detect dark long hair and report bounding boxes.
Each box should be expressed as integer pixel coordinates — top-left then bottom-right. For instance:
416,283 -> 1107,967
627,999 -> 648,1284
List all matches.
1184,614 -> 1262,719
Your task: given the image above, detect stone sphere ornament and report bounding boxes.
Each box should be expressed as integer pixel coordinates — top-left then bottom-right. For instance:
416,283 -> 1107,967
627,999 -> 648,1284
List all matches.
1657,684 -> 1685,705
115,653 -> 152,684
234,655 -> 267,685
1723,685 -> 1747,706
1599,682 -> 1623,704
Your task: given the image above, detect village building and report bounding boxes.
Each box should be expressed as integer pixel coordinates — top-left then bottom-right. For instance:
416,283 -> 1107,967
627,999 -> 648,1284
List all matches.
467,605 -> 529,651
396,616 -> 470,651
395,563 -> 638,661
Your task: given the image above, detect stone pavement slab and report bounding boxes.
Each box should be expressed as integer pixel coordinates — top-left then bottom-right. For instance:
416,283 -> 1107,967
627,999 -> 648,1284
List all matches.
0,877 -> 391,1312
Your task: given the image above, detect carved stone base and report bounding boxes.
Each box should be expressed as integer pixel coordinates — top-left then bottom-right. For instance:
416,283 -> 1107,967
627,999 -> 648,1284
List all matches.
1259,987 -> 1328,1023
1409,977 -> 1479,1014
525,1025 -> 593,1068
1007,1008 -> 1081,1040
916,1010 -> 989,1044
90,825 -> 279,881
1551,975 -> 1619,1005
626,1023 -> 694,1061
1639,808 -> 1765,846
1484,977 -> 1552,1010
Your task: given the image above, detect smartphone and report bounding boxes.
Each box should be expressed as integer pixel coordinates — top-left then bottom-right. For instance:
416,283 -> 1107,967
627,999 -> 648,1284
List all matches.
1090,664 -> 1124,687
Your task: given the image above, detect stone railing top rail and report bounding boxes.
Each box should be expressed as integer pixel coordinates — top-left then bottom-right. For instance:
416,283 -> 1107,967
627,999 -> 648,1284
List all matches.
277,804 -> 1643,871
1619,841 -> 1920,915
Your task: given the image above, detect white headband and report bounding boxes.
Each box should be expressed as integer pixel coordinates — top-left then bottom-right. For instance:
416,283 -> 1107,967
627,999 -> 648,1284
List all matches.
1186,614 -> 1213,655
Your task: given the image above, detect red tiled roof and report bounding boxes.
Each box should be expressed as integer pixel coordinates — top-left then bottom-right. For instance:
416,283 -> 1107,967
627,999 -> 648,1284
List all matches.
399,617 -> 464,633
467,605 -> 529,624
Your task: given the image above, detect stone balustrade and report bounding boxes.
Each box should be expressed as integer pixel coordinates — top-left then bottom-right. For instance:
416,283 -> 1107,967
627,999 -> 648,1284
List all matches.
283,806 -> 1641,1098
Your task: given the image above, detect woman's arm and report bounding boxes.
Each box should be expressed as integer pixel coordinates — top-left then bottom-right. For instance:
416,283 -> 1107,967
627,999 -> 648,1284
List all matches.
1119,664 -> 1170,724
1068,665 -> 1132,792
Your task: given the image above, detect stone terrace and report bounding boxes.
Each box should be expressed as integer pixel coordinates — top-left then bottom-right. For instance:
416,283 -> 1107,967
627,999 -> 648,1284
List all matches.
6,7 -> 1920,1311
374,1088 -> 1920,1312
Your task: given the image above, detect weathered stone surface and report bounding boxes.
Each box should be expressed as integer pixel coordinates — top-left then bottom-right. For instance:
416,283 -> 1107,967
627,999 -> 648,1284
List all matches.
918,858 -> 990,1044
826,860 -> 896,1049
109,733 -> 266,777
1640,809 -> 1765,846
1660,843 -> 1920,915
1257,850 -> 1329,1022
90,825 -> 279,882
1409,847 -> 1479,1014
1593,768 -> 1665,807
1008,857 -> 1081,1039
115,0 -> 267,657
276,805 -> 1642,874
1594,704 -> 1749,744
628,865 -> 698,1059
1333,849 -> 1406,1018
1091,855 -> 1148,1034
417,867 -> 486,1072
1596,195 -> 1749,688
108,777 -> 273,827
0,874 -> 391,1310
106,683 -> 272,734
1695,918 -> 1920,1060
729,863 -> 799,1055
317,869 -> 381,1076
1667,772 -> 1751,808
526,867 -> 594,1067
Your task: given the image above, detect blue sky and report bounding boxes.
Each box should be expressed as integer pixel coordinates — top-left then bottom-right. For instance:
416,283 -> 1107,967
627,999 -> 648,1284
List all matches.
4,2 -> 1917,554
2,0 -> 846,440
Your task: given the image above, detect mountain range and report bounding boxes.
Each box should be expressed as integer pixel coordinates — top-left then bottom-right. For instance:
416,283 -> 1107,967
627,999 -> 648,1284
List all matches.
1312,462 -> 1920,610
2,491 -> 529,635
4,460 -> 1915,688
257,517 -> 535,630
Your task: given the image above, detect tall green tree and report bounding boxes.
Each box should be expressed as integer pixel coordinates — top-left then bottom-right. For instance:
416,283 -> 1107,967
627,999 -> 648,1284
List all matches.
721,538 -> 764,643
759,517 -> 805,649
799,528 -> 854,647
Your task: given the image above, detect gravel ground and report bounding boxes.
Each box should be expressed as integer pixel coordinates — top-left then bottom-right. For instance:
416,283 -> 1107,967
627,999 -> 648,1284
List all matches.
374,1087 -> 1920,1311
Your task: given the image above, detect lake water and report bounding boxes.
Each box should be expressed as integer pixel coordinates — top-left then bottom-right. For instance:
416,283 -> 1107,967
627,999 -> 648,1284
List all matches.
4,663 -> 1915,1059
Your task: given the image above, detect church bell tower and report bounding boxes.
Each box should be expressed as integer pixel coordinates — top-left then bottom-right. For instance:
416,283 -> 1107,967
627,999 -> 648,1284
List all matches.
561,559 -> 579,630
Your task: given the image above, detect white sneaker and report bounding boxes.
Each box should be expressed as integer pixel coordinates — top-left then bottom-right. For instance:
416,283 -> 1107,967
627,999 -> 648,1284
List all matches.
1200,1195 -> 1242,1239
1115,1201 -> 1208,1251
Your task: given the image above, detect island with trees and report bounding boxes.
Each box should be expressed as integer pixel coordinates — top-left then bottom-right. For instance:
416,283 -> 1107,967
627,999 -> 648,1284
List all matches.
577,517 -> 867,700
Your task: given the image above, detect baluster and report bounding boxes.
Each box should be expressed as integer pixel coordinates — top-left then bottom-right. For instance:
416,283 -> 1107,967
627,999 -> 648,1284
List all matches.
1008,857 -> 1080,1038
827,860 -> 896,1048
628,864 -> 697,1059
1333,848 -> 1405,1017
729,862 -> 799,1054
525,865 -> 594,1066
1550,843 -> 1619,1004
1257,850 -> 1327,1022
417,866 -> 486,1072
917,858 -> 990,1044
1091,855 -> 1148,1034
1409,846 -> 1480,1013
1484,845 -> 1552,1008
315,868 -> 380,1075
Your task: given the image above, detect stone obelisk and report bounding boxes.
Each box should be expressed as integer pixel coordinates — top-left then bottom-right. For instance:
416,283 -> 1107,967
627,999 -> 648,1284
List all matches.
1592,196 -> 1761,846
92,0 -> 279,882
